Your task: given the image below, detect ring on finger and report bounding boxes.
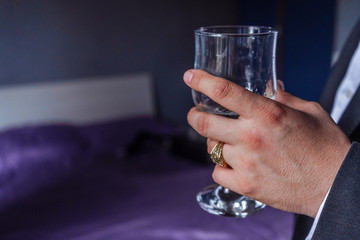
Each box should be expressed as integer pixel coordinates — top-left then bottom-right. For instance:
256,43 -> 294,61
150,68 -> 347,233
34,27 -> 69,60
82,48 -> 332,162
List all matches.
210,141 -> 230,168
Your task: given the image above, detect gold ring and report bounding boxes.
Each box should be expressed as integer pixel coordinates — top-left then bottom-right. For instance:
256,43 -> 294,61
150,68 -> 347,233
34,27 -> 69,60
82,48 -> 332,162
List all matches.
210,142 -> 230,168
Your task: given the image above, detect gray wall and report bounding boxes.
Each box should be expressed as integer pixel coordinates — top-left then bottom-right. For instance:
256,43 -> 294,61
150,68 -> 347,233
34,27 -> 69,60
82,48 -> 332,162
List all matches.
0,0 -> 239,125
333,0 -> 360,63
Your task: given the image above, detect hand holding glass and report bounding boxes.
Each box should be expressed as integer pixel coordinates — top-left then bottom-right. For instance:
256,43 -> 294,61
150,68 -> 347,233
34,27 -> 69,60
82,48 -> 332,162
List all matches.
192,26 -> 278,217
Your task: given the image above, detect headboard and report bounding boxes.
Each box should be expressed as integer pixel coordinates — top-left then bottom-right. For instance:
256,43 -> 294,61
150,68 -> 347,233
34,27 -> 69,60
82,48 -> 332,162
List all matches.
0,73 -> 155,130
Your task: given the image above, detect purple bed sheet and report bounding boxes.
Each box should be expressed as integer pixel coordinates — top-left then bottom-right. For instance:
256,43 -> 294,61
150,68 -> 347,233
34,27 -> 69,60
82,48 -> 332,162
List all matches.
0,117 -> 294,240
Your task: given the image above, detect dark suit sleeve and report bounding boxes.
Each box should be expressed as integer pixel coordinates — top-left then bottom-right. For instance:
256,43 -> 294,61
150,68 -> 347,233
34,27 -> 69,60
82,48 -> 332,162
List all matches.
312,142 -> 360,239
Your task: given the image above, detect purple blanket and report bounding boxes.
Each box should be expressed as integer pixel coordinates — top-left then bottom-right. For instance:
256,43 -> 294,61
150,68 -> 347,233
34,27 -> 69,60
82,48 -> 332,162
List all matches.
0,117 -> 294,239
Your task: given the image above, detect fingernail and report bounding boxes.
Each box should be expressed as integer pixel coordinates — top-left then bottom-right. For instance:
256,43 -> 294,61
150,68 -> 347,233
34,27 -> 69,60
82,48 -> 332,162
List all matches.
277,80 -> 285,91
184,71 -> 193,84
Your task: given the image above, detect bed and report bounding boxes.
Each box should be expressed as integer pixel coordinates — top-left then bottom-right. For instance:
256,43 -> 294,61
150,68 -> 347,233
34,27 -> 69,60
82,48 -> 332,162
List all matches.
0,74 -> 294,239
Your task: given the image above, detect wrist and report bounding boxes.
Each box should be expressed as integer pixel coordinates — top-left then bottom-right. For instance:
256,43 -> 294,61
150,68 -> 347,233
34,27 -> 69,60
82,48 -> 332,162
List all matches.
306,141 -> 351,217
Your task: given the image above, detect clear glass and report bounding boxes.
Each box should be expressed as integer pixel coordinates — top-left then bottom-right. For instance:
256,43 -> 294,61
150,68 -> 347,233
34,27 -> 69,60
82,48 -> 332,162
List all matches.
193,26 -> 278,217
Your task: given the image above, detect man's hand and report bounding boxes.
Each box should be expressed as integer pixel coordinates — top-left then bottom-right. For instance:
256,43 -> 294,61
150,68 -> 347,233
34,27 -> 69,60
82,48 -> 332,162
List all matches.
184,69 -> 351,217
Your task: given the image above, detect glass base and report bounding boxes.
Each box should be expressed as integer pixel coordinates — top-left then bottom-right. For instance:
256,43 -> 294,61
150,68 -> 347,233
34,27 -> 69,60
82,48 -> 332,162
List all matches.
196,184 -> 266,218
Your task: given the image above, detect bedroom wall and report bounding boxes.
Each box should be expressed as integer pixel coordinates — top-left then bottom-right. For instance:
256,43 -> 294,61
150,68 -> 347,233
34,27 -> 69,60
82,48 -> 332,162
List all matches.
0,0 -> 239,126
0,0 -> 339,126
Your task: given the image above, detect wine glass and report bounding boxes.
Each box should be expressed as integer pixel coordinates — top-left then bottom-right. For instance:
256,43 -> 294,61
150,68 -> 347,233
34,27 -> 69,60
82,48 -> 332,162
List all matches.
193,26 -> 278,217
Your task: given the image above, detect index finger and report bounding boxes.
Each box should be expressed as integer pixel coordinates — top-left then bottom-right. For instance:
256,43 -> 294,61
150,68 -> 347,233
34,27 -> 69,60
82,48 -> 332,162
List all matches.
184,69 -> 268,118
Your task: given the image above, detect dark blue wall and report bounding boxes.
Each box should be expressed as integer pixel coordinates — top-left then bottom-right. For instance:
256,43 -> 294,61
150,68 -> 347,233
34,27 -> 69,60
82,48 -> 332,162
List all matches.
282,0 -> 336,101
238,0 -> 336,101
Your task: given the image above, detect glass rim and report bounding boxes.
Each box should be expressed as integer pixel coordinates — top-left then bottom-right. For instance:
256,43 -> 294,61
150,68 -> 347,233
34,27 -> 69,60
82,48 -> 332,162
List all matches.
194,25 -> 278,37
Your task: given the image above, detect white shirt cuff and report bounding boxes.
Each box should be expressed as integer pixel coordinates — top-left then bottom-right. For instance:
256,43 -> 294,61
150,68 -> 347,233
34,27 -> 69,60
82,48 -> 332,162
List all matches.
305,189 -> 331,240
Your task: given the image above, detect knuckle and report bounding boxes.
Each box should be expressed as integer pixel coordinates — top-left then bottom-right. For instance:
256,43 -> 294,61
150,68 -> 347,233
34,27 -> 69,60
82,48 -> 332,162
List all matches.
186,109 -> 196,125
212,80 -> 233,101
238,179 -> 256,196
212,170 -> 217,182
306,101 -> 323,113
192,74 -> 200,89
186,110 -> 192,123
196,114 -> 210,136
207,142 -> 214,154
212,169 -> 221,184
242,158 -> 258,172
244,132 -> 263,150
263,103 -> 287,125
241,128 -> 264,150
